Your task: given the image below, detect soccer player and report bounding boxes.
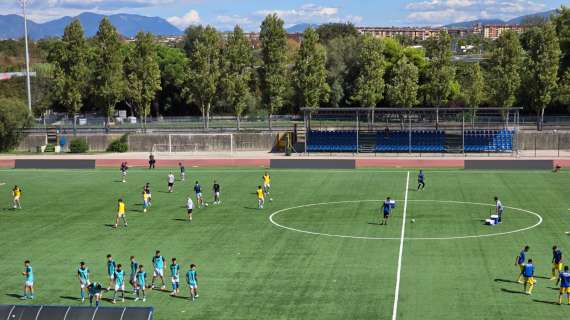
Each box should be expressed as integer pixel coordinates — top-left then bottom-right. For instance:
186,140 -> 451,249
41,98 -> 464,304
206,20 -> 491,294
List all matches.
552,246 -> 564,280
417,169 -> 425,191
213,180 -> 221,205
12,185 -> 22,209
148,154 -> 156,169
522,258 -> 536,295
112,264 -> 126,303
120,162 -> 128,183
151,250 -> 166,290
129,256 -> 139,290
114,198 -> 127,228
21,260 -> 33,299
515,246 -> 530,283
170,258 -> 180,296
262,172 -> 271,196
167,172 -> 175,193
381,197 -> 392,226
135,265 -> 147,302
87,282 -> 102,307
495,196 -> 503,223
557,266 -> 570,304
186,264 -> 199,301
193,181 -> 204,208
106,254 -> 116,291
179,162 -> 186,181
77,262 -> 90,303
256,186 -> 264,209
144,183 -> 152,207
142,189 -> 150,213
187,196 -> 194,222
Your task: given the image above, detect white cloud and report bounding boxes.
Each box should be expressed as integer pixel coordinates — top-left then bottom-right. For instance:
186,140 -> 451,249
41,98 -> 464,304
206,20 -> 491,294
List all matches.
405,0 -> 547,25
167,9 -> 200,30
254,4 -> 362,27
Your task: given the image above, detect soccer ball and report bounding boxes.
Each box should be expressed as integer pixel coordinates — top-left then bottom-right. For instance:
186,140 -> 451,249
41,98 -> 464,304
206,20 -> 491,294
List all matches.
269,198 -> 273,202
205,203 -> 209,207
411,219 -> 416,223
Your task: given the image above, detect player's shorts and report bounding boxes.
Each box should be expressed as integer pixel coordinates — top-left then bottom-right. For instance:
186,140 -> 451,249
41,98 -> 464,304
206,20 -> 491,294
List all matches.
137,282 -> 145,289
80,279 -> 90,288
117,212 -> 125,218
25,281 -> 33,287
108,273 -> 115,280
154,268 -> 164,277
143,201 -> 149,208
518,264 -> 524,272
214,192 -> 220,197
115,283 -> 125,291
171,276 -> 180,284
168,182 -> 174,187
147,193 -> 152,199
196,192 -> 203,198
383,211 -> 390,218
122,171 -> 127,176
130,274 -> 136,282
525,277 -> 536,285
89,292 -> 101,298
14,196 -> 20,201
188,282 -> 197,289
553,263 -> 563,271
258,197 -> 264,202
561,287 -> 570,294
187,209 -> 193,214
263,183 -> 270,189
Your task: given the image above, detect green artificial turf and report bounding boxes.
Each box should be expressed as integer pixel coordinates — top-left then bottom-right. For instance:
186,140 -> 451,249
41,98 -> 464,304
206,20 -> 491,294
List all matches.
0,168 -> 569,319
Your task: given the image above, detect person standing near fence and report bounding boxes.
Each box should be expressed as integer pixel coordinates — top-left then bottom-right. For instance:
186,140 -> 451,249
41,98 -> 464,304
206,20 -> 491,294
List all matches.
149,154 -> 156,169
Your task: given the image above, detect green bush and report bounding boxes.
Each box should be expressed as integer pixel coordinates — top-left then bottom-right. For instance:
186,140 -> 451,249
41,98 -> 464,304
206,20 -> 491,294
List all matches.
69,138 -> 89,153
0,97 -> 32,152
107,134 -> 128,153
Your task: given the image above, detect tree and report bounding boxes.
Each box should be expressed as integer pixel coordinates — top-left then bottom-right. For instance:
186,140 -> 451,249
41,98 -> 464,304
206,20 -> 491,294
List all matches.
91,18 -> 125,125
386,56 -> 419,109
487,30 -> 523,115
422,31 -> 455,108
350,34 -> 386,122
184,26 -> 222,129
156,46 -> 188,115
520,23 -> 561,130
555,6 -> 570,72
456,62 -> 484,119
293,28 -> 330,110
324,36 -> 360,107
182,25 -> 205,57
50,20 -> 88,132
124,32 -> 162,129
556,69 -> 570,108
316,23 -> 358,43
0,97 -> 31,151
221,25 -> 254,130
260,14 -> 289,129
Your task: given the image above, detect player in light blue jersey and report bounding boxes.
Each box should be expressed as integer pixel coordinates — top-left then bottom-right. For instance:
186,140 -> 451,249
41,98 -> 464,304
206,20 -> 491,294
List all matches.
522,259 -> 536,295
557,266 -> 570,304
170,258 -> 181,296
129,256 -> 139,290
87,282 -> 102,307
77,262 -> 90,303
151,250 -> 166,290
112,264 -> 125,304
186,264 -> 199,301
135,265 -> 147,302
106,254 -> 116,291
22,260 -> 34,299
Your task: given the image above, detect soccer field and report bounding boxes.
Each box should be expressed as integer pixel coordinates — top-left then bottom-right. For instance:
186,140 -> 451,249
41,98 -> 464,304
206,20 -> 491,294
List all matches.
0,167 -> 569,320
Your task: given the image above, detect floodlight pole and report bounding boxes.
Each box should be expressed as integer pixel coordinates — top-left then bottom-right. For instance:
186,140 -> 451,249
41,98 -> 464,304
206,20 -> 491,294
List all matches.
19,0 -> 33,113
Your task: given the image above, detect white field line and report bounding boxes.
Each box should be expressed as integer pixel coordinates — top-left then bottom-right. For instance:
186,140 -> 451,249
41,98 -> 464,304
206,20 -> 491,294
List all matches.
392,171 -> 410,320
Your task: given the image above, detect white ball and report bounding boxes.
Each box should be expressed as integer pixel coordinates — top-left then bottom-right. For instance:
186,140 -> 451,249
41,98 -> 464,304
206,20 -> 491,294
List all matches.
411,219 -> 416,223
269,198 -> 273,202
205,203 -> 209,207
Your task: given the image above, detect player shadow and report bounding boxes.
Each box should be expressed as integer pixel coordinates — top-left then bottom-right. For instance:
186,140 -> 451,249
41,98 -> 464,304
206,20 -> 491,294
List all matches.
535,276 -> 551,280
170,295 -> 190,300
104,224 -> 116,228
60,295 -> 82,301
368,222 -> 382,226
500,288 -> 527,295
533,299 -> 560,305
5,293 -> 23,299
493,278 -> 520,284
172,218 -> 189,222
243,206 -> 261,210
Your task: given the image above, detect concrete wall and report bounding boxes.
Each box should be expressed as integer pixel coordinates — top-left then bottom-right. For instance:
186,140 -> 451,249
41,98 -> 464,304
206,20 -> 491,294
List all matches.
128,133 -> 277,152
17,135 -> 47,152
516,131 -> 570,150
18,134 -> 123,152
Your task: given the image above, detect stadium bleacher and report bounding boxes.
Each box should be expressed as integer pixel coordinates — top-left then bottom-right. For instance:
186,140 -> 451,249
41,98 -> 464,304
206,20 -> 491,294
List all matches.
464,129 -> 513,152
306,130 -> 358,152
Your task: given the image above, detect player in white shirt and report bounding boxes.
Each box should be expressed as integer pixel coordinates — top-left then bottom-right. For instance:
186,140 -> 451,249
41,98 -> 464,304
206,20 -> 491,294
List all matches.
495,196 -> 504,223
167,172 -> 175,193
187,197 -> 194,222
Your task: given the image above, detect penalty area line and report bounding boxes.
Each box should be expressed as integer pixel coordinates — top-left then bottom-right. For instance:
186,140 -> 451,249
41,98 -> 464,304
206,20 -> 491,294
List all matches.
392,171 -> 409,320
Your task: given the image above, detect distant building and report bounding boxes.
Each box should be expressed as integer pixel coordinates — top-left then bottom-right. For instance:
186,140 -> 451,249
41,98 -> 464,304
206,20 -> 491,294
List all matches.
472,24 -> 526,39
356,27 -> 466,41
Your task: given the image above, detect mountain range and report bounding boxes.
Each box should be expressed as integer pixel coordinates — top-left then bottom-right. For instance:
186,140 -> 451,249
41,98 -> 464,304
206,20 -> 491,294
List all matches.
0,12 -> 181,40
444,10 -> 556,28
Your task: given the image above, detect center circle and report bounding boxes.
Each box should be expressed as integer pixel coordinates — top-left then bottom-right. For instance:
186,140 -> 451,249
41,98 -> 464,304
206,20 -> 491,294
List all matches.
268,200 -> 543,241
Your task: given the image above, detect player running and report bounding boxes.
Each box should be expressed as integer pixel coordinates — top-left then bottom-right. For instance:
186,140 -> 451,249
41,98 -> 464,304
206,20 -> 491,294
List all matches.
552,246 -> 564,280
106,254 -> 116,291
495,196 -> 503,223
187,196 -> 194,222
557,266 -> 570,304
134,265 -> 147,302
194,181 -> 204,208
77,262 -> 90,303
144,183 -> 152,207
167,172 -> 175,193
515,246 -> 530,283
129,256 -> 139,290
381,197 -> 393,226
417,169 -> 425,191
256,186 -> 264,209
170,258 -> 181,296
12,185 -> 22,209
179,162 -> 186,181
151,250 -> 166,290
212,180 -> 221,205
142,189 -> 150,213
522,259 -> 536,295
120,162 -> 128,183
21,260 -> 34,300
112,264 -> 126,303
114,198 -> 128,229
87,282 -> 102,307
186,264 -> 199,301
262,172 -> 271,196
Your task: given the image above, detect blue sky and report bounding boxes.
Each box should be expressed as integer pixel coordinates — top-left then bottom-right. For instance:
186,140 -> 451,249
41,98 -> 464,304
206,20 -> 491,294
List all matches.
0,0 -> 568,30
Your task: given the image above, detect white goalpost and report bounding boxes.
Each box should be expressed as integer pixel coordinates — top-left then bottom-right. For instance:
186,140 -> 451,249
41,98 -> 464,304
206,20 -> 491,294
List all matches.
151,133 -> 234,156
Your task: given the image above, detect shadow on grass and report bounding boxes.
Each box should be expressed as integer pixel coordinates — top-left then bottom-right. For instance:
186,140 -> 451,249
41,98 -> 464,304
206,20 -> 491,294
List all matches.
536,276 -> 552,280
60,295 -> 81,301
368,222 -> 382,226
533,299 -> 559,305
173,218 -> 189,222
494,278 -> 520,284
104,224 -> 116,228
170,294 -> 190,300
500,288 -> 527,295
243,207 -> 260,210
6,293 -> 22,299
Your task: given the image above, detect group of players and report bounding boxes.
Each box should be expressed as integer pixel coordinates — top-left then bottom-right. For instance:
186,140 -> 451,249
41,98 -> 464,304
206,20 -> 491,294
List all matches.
515,245 -> 570,304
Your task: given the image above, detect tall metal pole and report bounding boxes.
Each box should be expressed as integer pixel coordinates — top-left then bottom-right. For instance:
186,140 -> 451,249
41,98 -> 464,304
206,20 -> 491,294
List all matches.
20,0 -> 33,113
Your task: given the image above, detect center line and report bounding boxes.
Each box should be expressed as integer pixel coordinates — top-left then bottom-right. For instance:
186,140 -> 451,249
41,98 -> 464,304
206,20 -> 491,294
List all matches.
392,171 -> 410,320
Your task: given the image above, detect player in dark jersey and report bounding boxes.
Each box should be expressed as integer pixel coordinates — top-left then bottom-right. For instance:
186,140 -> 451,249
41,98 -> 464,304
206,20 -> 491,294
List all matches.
417,169 -> 425,191
557,265 -> 570,304
381,197 -> 393,226
552,246 -> 564,280
213,180 -> 221,205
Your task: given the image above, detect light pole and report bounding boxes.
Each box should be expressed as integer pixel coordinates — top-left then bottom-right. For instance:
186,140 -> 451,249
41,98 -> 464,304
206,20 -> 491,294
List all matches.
18,0 -> 33,114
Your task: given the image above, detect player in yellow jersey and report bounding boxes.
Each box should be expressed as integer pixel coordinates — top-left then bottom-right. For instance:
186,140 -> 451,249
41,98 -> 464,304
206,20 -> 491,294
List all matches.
142,189 -> 149,213
12,185 -> 22,209
114,198 -> 128,229
256,186 -> 265,209
262,172 -> 271,196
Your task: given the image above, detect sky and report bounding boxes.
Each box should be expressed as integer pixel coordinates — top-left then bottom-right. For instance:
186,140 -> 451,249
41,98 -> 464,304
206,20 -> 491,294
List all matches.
0,0 -> 568,31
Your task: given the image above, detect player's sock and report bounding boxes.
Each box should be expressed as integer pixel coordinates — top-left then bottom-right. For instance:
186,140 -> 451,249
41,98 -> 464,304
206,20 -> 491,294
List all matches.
89,296 -> 93,306
81,289 -> 84,300
96,300 -> 99,307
